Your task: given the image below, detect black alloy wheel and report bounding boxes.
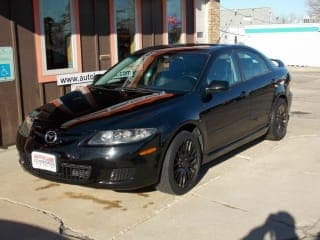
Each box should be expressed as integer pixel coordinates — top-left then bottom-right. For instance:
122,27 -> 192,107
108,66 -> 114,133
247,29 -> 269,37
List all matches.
174,139 -> 198,188
266,98 -> 289,140
157,131 -> 201,195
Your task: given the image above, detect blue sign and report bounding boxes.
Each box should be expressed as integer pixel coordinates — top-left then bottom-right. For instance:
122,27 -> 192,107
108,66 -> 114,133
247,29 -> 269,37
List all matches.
0,64 -> 11,78
0,47 -> 15,82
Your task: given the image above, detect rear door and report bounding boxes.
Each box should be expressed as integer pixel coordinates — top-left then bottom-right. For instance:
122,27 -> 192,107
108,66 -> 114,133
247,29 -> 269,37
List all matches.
235,50 -> 275,132
200,51 -> 251,154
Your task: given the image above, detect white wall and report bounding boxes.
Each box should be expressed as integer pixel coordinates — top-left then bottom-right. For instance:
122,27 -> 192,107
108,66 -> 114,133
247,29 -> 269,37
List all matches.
195,0 -> 208,43
243,24 -> 320,67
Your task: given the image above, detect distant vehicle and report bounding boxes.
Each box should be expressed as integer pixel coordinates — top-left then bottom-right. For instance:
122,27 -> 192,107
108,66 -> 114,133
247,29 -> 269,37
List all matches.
16,44 -> 292,195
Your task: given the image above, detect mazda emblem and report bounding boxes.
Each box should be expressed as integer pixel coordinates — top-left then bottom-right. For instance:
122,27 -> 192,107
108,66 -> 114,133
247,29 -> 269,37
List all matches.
45,131 -> 58,144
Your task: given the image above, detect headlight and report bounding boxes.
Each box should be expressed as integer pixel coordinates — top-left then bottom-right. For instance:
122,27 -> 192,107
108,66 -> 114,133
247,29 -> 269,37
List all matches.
87,128 -> 157,146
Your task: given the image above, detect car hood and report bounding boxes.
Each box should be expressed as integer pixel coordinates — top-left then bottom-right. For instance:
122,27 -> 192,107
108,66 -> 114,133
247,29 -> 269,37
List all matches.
31,86 -> 175,131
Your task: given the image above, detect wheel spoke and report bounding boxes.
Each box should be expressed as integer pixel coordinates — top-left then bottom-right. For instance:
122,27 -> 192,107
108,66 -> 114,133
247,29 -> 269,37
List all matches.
186,168 -> 193,180
181,173 -> 187,187
186,140 -> 193,154
183,141 -> 189,154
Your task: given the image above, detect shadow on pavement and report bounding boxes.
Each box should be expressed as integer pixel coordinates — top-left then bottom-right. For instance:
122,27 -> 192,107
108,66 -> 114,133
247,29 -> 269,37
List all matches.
242,211 -> 299,240
0,219 -> 67,240
199,137 -> 265,182
119,137 -> 265,194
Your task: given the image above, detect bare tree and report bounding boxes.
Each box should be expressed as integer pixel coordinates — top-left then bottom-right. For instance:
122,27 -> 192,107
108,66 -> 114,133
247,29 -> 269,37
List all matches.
307,0 -> 320,16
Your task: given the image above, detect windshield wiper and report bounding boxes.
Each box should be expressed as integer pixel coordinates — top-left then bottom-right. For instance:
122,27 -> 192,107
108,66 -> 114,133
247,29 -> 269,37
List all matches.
120,86 -> 164,93
91,84 -> 165,94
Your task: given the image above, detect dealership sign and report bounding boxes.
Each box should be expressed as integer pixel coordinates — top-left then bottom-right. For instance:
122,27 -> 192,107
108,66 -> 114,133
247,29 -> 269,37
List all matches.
57,70 -> 105,86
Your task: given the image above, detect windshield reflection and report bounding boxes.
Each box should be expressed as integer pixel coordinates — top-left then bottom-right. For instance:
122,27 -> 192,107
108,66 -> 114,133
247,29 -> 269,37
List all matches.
94,51 -> 209,92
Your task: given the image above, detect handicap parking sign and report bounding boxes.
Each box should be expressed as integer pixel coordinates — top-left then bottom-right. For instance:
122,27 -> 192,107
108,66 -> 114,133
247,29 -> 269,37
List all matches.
0,47 -> 15,82
0,64 -> 11,78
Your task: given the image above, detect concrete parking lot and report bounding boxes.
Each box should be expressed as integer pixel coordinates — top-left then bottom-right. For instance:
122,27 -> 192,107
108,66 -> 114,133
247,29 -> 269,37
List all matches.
1,67 -> 320,240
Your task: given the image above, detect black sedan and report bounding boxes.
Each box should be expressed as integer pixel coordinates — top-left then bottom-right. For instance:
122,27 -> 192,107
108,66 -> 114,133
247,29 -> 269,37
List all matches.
16,44 -> 292,195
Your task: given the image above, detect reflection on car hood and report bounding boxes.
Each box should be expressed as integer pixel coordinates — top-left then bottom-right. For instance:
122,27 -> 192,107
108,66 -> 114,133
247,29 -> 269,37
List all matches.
33,86 -> 174,130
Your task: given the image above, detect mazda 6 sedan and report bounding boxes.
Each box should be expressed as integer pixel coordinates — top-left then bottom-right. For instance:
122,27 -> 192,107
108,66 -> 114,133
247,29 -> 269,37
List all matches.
17,44 -> 292,195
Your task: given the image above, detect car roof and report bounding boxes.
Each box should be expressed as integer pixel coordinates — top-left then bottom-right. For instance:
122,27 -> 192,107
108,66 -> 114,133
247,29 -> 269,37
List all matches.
133,44 -> 254,56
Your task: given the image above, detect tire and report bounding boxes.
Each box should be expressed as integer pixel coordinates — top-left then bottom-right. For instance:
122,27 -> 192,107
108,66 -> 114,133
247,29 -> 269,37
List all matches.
157,131 -> 202,195
266,98 -> 289,140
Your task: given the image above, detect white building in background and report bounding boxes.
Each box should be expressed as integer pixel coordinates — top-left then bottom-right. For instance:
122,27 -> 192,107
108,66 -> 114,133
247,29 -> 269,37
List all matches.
244,24 -> 320,67
220,7 -> 273,44
219,6 -> 320,67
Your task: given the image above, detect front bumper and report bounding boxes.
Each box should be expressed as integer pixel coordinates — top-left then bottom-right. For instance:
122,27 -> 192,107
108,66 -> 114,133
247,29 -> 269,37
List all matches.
17,133 -> 163,190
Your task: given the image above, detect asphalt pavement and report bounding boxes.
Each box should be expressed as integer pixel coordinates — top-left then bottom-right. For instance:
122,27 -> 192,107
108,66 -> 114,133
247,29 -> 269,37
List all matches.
0,67 -> 320,240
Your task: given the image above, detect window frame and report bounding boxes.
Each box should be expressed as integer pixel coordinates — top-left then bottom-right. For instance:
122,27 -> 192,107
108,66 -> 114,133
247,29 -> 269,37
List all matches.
33,0 -> 82,83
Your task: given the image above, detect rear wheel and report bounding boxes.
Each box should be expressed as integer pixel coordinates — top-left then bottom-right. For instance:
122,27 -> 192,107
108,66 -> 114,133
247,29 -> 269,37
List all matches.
266,98 -> 289,140
157,131 -> 201,195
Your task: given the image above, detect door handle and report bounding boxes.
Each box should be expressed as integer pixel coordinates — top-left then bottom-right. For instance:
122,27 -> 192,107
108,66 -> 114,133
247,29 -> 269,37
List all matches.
240,91 -> 249,97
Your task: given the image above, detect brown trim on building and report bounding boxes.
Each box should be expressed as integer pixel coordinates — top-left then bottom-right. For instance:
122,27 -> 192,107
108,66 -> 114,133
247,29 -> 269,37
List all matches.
10,13 -> 24,124
181,0 -> 187,43
94,0 -> 112,70
162,0 -> 168,44
186,0 -> 196,43
79,0 -> 99,72
0,1 -> 20,145
141,0 -> 154,47
153,0 -> 165,45
136,0 -> 143,50
12,0 -> 41,116
108,0 -> 117,66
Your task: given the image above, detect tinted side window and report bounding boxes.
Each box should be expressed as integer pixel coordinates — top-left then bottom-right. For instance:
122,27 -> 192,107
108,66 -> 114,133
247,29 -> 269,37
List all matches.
237,51 -> 270,81
206,53 -> 240,86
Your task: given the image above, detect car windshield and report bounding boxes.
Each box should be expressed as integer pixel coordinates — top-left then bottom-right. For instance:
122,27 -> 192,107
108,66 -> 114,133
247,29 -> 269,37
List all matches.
94,51 -> 209,92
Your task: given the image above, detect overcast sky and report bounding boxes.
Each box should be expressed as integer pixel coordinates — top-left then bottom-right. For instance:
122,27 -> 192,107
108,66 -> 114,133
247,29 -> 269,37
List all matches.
221,0 -> 308,18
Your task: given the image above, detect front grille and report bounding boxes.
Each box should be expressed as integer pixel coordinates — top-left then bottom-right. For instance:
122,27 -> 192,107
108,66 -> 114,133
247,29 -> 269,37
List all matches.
109,168 -> 135,182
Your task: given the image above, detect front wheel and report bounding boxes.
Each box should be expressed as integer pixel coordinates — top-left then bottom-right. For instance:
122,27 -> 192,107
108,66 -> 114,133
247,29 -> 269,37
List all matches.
266,98 -> 289,140
157,131 -> 202,195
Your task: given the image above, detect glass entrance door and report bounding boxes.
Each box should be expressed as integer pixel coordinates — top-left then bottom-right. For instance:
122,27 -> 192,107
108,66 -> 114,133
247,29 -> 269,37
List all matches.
115,0 -> 136,61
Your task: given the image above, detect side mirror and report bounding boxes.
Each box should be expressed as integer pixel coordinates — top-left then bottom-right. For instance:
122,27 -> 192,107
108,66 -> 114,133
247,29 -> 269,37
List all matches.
93,74 -> 103,84
205,80 -> 230,94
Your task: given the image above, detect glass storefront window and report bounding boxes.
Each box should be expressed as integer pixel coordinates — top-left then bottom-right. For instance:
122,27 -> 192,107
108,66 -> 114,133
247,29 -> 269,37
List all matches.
167,0 -> 182,44
115,0 -> 136,61
40,0 -> 75,71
